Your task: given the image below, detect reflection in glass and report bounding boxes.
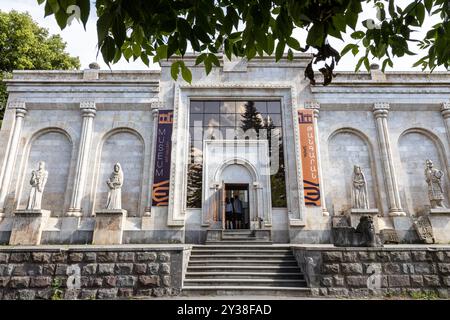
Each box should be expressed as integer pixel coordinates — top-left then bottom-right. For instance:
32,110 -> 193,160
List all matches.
187,100 -> 287,208
204,114 -> 220,127
222,101 -> 236,113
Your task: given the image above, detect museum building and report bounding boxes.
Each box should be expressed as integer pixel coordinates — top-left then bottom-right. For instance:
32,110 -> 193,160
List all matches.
0,53 -> 449,246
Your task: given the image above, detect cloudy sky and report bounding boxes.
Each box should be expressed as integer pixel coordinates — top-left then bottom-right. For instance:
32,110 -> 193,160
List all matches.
0,0 -> 445,71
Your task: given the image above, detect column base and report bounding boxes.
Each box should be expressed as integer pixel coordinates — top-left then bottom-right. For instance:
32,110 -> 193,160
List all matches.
92,209 -> 127,245
322,209 -> 330,216
388,210 -> 407,217
9,209 -> 51,245
66,208 -> 83,217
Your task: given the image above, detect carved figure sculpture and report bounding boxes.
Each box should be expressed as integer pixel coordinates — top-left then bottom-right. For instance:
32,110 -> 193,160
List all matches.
424,159 -> 446,208
355,215 -> 377,247
351,165 -> 369,209
106,163 -> 124,210
26,161 -> 48,210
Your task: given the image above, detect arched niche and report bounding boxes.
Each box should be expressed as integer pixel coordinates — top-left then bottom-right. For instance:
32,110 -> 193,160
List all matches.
95,130 -> 144,216
398,129 -> 449,214
326,129 -> 378,215
20,130 -> 72,216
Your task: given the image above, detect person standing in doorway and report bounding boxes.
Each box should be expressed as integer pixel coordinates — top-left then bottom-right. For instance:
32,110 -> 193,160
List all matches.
232,194 -> 243,229
225,197 -> 233,229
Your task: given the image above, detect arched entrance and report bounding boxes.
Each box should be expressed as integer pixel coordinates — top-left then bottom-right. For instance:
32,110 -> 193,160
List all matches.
201,140 -> 272,232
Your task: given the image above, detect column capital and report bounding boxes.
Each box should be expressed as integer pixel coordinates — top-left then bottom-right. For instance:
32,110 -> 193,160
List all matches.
441,102 -> 450,119
80,101 -> 96,118
7,100 -> 27,118
373,102 -> 390,118
304,101 -> 320,118
151,101 -> 163,117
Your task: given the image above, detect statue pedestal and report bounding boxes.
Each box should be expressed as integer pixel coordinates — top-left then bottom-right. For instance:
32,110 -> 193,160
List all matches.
345,208 -> 380,232
428,208 -> 450,215
92,209 -> 127,245
9,210 -> 51,245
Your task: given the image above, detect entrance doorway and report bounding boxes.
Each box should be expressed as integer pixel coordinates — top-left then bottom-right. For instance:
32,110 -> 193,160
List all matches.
224,183 -> 249,229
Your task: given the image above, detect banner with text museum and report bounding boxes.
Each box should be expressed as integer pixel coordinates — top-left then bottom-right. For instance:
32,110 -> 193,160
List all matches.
298,109 -> 321,206
152,110 -> 173,206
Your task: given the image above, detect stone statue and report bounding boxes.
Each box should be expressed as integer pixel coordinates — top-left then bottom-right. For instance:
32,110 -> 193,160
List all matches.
106,163 -> 124,210
351,165 -> 369,209
424,159 -> 446,208
355,215 -> 377,247
26,161 -> 48,210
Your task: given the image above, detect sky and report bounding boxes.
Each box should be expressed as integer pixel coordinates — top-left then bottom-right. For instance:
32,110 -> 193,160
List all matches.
0,0 -> 446,72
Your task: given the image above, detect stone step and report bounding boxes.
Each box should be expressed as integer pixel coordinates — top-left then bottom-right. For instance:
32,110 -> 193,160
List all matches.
181,286 -> 312,297
187,259 -> 298,266
186,265 -> 301,273
192,245 -> 289,250
189,254 -> 293,260
185,272 -> 305,280
190,250 -> 292,255
205,241 -> 272,245
184,278 -> 307,287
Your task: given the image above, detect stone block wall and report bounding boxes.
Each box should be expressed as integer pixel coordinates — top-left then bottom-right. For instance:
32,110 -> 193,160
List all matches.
293,246 -> 450,298
0,246 -> 186,300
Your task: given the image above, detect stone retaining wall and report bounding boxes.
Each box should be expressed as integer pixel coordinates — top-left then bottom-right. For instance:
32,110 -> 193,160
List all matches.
0,245 -> 188,300
293,246 -> 450,298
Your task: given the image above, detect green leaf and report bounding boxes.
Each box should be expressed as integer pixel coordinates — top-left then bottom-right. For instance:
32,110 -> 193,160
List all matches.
195,53 -> 207,65
141,52 -> 149,66
97,12 -> 113,44
306,23 -> 324,46
171,61 -> 180,80
351,31 -> 365,40
156,45 -> 168,60
181,63 -> 192,83
415,3 -> 425,25
209,54 -> 220,67
355,56 -> 365,71
341,43 -> 358,56
424,0 -> 433,14
287,48 -> 294,61
287,37 -> 301,51
275,40 -> 285,61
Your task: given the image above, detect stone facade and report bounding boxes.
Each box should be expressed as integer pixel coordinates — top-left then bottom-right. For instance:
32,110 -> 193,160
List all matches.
0,246 -> 185,300
293,246 -> 450,298
0,54 -> 449,245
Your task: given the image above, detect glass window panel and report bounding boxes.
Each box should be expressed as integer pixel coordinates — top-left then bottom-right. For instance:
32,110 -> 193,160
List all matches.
254,101 -> 267,114
220,114 -> 236,127
204,101 -> 220,113
267,101 -> 281,113
220,127 -> 237,140
236,101 -> 247,114
267,114 -> 282,126
189,113 -> 203,127
190,100 -> 203,113
222,101 -> 236,113
190,126 -> 204,142
204,114 -> 220,127
204,127 -> 222,140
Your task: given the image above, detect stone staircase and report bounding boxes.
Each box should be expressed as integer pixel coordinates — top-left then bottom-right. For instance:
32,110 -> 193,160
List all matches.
205,229 -> 272,244
182,244 -> 311,296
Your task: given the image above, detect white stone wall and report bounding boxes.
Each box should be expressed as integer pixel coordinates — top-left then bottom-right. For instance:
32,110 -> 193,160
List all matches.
326,131 -> 377,214
398,131 -> 449,214
19,131 -> 72,216
0,60 -> 449,244
94,131 -> 144,216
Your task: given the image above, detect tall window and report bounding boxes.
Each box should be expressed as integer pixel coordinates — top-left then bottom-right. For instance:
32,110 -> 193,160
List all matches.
186,100 -> 287,208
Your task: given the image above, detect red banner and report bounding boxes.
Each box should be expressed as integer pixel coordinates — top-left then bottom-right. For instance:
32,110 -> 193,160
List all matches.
152,110 -> 173,206
298,109 -> 321,206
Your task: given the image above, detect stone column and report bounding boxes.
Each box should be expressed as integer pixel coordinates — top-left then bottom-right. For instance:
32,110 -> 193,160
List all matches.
144,102 -> 161,216
0,101 -> 27,214
440,102 -> 450,148
67,101 -> 96,216
304,101 -> 329,216
373,102 -> 406,216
